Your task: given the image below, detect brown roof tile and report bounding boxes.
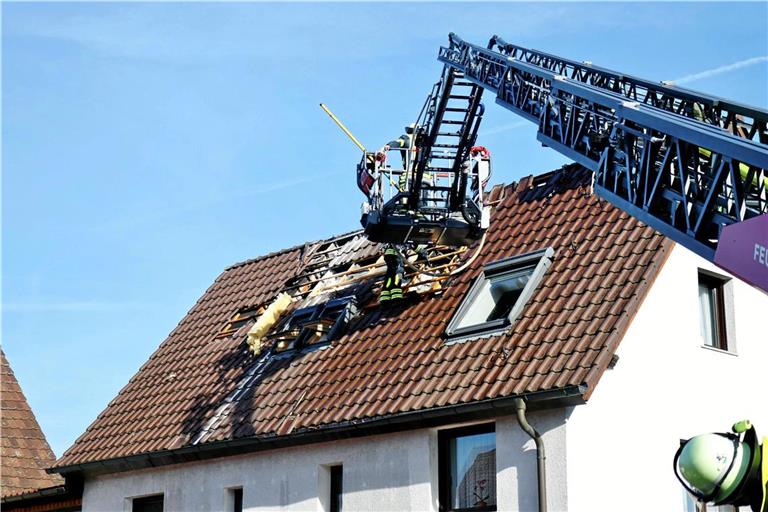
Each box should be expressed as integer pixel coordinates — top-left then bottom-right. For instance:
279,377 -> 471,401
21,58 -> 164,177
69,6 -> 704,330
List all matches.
54,166 -> 671,470
1,350 -> 64,498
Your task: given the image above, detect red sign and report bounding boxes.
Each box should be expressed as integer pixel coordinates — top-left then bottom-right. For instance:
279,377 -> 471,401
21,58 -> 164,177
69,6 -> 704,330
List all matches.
714,214 -> 768,294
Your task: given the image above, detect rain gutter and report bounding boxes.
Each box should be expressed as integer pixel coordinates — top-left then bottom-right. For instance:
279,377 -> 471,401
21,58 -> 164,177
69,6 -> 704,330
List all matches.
50,385 -> 585,478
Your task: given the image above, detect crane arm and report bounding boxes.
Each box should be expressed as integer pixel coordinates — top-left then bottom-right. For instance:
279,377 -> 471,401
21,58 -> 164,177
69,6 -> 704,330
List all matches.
437,33 -> 768,292
485,34 -> 768,144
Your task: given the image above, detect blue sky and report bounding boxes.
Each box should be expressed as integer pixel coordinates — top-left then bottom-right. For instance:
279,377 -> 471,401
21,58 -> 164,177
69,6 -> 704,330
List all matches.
2,2 -> 767,456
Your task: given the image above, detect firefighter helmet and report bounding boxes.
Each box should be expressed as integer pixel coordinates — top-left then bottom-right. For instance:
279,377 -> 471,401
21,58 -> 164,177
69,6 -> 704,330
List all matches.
674,432 -> 753,504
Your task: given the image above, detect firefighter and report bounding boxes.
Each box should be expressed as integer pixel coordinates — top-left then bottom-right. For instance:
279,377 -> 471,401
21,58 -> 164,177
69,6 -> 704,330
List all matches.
379,245 -> 404,304
384,123 -> 417,172
674,420 -> 766,512
690,103 -> 765,192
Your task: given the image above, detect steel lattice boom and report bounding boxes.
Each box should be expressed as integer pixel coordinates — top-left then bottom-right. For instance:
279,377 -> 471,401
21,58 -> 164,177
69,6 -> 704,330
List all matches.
486,35 -> 768,144
438,33 -> 768,291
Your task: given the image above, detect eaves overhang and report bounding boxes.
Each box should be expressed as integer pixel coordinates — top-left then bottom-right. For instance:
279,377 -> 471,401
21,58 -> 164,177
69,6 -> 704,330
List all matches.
50,385 -> 586,478
0,482 -> 83,511
1,485 -> 68,503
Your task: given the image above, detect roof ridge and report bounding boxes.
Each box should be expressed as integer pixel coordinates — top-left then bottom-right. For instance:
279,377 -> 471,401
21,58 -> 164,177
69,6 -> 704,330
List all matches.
224,243 -> 309,272
224,228 -> 370,272
224,170 -> 590,273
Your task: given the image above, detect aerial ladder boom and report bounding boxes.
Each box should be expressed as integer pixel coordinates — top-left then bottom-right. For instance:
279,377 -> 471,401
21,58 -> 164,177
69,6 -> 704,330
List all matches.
485,35 -> 768,144
438,33 -> 768,293
359,64 -> 491,247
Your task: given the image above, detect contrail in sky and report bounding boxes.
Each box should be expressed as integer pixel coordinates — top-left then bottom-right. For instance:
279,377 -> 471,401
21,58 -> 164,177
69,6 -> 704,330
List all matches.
480,121 -> 530,137
671,56 -> 768,85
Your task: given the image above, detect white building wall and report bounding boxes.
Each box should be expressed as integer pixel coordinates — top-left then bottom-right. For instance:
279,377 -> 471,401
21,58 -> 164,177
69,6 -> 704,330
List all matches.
82,411 -> 568,512
83,429 -> 435,512
497,409 -> 569,512
566,244 -> 768,512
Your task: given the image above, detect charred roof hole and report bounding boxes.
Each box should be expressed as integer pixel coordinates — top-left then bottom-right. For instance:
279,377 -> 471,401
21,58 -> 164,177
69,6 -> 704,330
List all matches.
267,295 -> 359,354
518,164 -> 592,203
445,247 -> 554,344
215,304 -> 266,339
531,171 -> 556,188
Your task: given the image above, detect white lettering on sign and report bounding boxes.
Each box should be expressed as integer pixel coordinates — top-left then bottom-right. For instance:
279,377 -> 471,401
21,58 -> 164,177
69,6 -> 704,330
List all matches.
755,243 -> 768,267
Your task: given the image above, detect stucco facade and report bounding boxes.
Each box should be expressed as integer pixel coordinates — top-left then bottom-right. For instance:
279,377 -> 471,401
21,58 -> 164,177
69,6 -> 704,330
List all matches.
81,411 -> 567,512
567,244 -> 768,511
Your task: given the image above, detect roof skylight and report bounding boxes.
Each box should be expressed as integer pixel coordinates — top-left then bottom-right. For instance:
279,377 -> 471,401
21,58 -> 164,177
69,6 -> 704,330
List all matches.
445,248 -> 554,342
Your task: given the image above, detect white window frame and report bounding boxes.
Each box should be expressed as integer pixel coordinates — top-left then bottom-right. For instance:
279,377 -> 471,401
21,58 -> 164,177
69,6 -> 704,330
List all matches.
318,462 -> 343,512
225,486 -> 243,512
446,248 -> 554,343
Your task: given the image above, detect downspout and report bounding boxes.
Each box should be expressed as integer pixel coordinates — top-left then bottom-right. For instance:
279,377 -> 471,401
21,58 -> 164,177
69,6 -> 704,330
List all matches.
514,398 -> 547,512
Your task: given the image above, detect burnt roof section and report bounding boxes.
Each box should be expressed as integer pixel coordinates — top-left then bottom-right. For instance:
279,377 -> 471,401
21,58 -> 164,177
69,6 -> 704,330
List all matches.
53,165 -> 672,473
1,349 -> 64,498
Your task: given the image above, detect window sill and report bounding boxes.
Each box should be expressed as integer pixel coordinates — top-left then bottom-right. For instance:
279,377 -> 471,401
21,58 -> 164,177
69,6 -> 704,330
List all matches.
700,344 -> 737,356
445,326 -> 509,346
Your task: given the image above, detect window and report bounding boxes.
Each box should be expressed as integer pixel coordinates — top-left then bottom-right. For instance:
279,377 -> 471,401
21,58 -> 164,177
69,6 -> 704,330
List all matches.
319,463 -> 344,512
697,271 -> 733,351
271,305 -> 317,352
229,487 -> 243,512
132,494 -> 164,512
270,296 -> 358,353
439,424 -> 497,512
446,248 -> 553,341
330,465 -> 343,512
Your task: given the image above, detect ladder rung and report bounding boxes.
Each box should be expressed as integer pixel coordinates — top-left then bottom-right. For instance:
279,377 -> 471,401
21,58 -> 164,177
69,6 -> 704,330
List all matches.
441,120 -> 464,125
429,155 -> 457,160
433,143 -> 459,148
437,132 -> 461,137
448,95 -> 472,100
454,81 -> 475,86
422,186 -> 453,191
444,107 -> 468,112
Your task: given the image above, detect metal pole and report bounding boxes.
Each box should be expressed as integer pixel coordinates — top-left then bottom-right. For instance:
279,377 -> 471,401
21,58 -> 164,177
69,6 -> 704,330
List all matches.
319,103 -> 367,153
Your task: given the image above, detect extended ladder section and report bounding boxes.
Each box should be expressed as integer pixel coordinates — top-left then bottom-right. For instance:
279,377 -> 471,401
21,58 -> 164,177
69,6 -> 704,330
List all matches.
411,67 -> 485,212
439,33 -> 768,283
361,66 -> 489,246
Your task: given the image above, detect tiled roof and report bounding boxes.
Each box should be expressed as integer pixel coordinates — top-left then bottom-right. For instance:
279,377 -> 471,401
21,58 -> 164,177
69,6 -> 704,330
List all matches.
1,350 -> 64,498
54,166 -> 671,471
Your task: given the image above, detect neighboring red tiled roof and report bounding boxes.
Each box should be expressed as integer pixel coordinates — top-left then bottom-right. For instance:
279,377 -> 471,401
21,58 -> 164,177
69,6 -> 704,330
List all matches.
54,166 -> 671,470
1,350 -> 64,498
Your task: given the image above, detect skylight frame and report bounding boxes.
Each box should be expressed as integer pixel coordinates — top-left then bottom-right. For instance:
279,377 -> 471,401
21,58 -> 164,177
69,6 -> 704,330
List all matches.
271,296 -> 358,353
445,248 -> 554,343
